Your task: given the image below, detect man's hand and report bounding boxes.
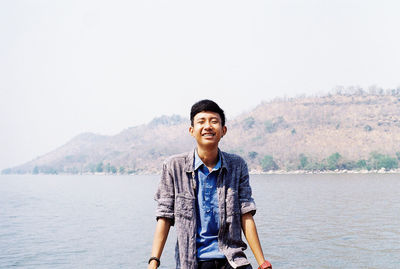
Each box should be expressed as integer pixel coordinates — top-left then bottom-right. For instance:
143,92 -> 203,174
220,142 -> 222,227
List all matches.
257,260 -> 272,269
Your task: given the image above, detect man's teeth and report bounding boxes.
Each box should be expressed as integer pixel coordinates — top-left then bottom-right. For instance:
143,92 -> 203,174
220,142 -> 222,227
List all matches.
203,134 -> 214,136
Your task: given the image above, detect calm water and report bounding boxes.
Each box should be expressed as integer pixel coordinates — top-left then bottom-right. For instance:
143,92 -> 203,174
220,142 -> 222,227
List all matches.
0,174 -> 399,268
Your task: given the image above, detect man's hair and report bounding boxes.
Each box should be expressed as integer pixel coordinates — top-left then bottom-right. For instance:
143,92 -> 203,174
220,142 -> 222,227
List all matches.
190,99 -> 225,126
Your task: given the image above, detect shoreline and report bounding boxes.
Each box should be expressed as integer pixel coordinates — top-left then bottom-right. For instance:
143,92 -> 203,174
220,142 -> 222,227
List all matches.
2,168 -> 400,176
249,168 -> 400,175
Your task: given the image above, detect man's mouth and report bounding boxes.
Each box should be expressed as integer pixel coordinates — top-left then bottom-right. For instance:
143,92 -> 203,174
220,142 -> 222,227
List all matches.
202,133 -> 215,137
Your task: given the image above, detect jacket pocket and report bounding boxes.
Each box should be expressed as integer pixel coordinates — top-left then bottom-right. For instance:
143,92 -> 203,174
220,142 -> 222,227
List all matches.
175,193 -> 195,219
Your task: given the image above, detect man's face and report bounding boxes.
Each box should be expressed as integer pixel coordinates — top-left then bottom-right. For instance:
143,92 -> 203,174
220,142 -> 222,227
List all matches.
189,111 -> 227,149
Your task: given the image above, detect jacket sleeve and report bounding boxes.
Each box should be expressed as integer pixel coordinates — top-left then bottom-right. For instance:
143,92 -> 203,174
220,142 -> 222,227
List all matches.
238,160 -> 257,216
154,160 -> 175,225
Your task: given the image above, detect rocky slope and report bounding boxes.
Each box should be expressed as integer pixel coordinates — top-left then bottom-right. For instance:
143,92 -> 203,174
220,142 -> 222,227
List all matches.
4,93 -> 400,174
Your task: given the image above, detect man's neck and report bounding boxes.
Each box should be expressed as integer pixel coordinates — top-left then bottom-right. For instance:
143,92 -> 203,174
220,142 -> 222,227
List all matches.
196,147 -> 219,171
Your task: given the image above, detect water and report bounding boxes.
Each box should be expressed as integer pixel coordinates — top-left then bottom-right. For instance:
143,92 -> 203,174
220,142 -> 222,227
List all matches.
0,174 -> 399,268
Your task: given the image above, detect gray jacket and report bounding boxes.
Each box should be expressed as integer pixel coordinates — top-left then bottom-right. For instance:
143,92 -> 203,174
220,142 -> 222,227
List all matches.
155,149 -> 257,268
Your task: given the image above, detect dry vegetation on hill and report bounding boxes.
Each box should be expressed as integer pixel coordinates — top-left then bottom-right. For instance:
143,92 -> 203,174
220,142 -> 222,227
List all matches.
4,90 -> 400,174
223,93 -> 400,172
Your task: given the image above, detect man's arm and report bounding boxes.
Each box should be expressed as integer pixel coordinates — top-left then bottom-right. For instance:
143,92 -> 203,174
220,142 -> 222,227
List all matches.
241,213 -> 271,268
148,217 -> 172,269
237,160 -> 271,267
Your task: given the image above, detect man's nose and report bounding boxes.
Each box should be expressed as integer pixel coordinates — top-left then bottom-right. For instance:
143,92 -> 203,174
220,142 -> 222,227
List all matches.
204,121 -> 212,129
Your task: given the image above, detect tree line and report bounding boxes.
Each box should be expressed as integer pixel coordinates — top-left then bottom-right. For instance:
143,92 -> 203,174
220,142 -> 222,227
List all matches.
256,151 -> 399,172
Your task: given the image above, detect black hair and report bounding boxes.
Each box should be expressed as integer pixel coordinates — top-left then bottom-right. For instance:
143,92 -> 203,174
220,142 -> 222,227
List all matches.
190,99 -> 225,126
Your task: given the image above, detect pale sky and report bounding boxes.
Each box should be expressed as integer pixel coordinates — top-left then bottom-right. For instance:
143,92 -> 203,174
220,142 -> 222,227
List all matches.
1,0 -> 399,170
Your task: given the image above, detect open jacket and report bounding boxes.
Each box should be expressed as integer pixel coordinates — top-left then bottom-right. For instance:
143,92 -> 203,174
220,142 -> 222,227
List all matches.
155,149 -> 257,269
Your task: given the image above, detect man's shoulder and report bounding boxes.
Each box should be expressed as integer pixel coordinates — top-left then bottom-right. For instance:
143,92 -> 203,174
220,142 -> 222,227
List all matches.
220,150 -> 246,165
163,151 -> 192,166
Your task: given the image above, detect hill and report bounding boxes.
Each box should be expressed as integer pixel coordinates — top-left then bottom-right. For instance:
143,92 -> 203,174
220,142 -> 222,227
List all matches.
3,92 -> 400,174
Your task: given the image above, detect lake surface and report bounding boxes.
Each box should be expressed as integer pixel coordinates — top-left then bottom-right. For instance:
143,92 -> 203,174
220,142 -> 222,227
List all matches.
0,174 -> 399,268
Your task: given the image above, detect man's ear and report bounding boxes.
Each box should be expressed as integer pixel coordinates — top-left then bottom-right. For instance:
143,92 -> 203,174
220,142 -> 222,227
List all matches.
222,126 -> 227,137
189,126 -> 194,137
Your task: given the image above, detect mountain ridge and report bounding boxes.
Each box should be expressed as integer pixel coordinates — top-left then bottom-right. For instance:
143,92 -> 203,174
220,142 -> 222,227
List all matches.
4,91 -> 400,175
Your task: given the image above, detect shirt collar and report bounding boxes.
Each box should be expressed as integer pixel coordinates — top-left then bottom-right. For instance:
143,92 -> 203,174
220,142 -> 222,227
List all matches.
194,149 -> 222,171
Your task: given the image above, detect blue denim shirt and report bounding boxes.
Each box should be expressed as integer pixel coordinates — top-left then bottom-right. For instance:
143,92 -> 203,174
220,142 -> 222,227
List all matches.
155,149 -> 257,269
194,150 -> 225,260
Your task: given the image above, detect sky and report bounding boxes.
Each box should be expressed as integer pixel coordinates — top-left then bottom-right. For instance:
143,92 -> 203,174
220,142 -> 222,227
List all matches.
1,0 -> 400,170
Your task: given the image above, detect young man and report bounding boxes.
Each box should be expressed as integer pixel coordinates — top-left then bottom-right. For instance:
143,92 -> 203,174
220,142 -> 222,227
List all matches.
148,100 -> 272,269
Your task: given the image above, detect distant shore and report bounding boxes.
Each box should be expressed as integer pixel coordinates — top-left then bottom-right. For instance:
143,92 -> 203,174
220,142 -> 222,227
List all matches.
249,168 -> 400,175
3,168 -> 400,176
